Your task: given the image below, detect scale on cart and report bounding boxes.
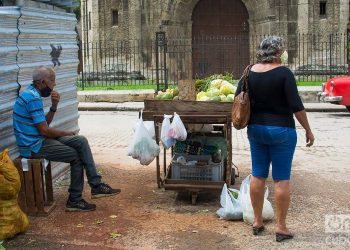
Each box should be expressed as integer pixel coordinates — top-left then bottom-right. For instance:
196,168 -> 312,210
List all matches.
142,99 -> 237,204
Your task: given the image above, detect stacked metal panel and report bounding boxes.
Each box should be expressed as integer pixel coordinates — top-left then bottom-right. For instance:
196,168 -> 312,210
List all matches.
0,7 -> 20,157
33,0 -> 79,8
1,6 -> 79,179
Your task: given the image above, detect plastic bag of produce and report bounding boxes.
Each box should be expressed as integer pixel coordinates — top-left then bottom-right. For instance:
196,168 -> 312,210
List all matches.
0,149 -> 29,240
128,116 -> 160,165
133,121 -> 155,139
161,115 -> 176,149
240,175 -> 274,225
168,112 -> 187,141
216,184 -> 243,220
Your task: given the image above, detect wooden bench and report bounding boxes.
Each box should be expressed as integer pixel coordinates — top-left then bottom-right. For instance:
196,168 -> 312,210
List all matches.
13,158 -> 56,216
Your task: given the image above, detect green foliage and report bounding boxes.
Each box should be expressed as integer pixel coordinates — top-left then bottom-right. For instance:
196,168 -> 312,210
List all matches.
63,0 -> 80,21
296,81 -> 323,86
195,73 -> 237,92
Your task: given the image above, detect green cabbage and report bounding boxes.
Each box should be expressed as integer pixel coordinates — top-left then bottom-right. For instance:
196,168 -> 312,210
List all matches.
208,96 -> 222,102
198,96 -> 210,101
226,94 -> 235,102
209,79 -> 223,89
196,91 -> 207,100
220,81 -> 236,96
206,88 -> 220,97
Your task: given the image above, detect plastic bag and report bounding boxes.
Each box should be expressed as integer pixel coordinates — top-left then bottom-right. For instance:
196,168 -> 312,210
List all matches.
133,121 -> 155,140
128,117 -> 160,165
240,175 -> 274,225
161,115 -> 175,149
168,112 -> 187,141
0,149 -> 29,240
216,184 -> 243,220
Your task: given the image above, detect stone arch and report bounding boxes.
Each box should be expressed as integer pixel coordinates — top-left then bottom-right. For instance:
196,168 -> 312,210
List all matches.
170,0 -> 257,28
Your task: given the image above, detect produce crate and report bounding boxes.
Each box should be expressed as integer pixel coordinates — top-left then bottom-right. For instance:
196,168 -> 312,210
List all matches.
174,141 -> 218,155
171,154 -> 223,181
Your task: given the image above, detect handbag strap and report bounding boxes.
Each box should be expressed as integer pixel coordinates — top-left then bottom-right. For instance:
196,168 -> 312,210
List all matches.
241,64 -> 254,92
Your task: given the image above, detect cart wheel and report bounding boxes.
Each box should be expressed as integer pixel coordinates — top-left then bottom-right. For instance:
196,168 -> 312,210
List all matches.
191,193 -> 198,205
231,168 -> 236,185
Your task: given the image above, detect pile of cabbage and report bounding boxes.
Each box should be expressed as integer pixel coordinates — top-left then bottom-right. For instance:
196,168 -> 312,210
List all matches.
155,87 -> 179,100
196,79 -> 236,102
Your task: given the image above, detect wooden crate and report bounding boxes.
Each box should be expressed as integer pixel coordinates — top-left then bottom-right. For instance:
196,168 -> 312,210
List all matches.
13,158 -> 56,216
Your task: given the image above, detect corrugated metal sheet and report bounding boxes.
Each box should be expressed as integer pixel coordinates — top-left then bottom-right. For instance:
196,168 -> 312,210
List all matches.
25,0 -> 79,8
0,7 -> 20,157
0,6 -> 79,179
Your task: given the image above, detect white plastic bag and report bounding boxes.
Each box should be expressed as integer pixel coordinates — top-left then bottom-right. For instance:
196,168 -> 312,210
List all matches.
133,121 -> 155,139
128,117 -> 160,165
161,115 -> 176,149
168,112 -> 187,141
216,184 -> 243,220
240,175 -> 274,224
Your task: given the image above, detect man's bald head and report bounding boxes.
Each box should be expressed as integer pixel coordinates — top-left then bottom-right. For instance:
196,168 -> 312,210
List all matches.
32,66 -> 56,91
33,66 -> 55,83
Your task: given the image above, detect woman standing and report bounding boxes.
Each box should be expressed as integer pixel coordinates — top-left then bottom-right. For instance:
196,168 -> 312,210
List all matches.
235,36 -> 315,242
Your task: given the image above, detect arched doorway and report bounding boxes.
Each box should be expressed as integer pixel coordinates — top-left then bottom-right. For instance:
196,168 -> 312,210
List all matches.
192,0 -> 249,78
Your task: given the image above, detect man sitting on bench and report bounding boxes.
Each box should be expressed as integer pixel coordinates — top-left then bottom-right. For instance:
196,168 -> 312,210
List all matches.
13,66 -> 121,212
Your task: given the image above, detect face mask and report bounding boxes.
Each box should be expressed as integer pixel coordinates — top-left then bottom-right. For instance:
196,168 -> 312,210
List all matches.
40,84 -> 52,97
280,50 -> 288,64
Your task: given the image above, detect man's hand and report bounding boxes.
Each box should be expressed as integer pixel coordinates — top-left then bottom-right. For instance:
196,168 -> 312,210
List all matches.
51,90 -> 60,109
65,131 -> 76,136
306,131 -> 315,147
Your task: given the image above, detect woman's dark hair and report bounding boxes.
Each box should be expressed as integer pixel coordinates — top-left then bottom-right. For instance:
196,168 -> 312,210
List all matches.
256,36 -> 284,63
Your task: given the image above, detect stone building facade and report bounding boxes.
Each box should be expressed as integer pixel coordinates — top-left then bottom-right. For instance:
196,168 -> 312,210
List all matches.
83,0 -> 348,42
81,0 -> 349,79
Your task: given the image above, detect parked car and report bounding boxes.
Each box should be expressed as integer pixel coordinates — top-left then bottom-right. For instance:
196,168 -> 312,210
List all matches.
294,64 -> 348,76
318,76 -> 350,112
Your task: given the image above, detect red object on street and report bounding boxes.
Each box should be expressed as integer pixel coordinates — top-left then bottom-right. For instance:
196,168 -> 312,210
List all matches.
319,76 -> 350,112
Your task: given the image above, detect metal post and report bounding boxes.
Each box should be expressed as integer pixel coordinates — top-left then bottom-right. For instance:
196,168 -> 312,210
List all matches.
156,31 -> 166,92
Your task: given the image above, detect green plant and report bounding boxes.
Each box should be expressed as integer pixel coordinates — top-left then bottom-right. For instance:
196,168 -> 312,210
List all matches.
195,73 -> 237,92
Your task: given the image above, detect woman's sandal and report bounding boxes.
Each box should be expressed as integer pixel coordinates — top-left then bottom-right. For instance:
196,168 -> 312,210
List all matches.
276,233 -> 294,242
252,225 -> 265,235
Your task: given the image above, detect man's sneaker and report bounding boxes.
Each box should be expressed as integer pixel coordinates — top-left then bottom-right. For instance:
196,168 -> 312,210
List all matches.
65,199 -> 96,212
91,183 -> 121,199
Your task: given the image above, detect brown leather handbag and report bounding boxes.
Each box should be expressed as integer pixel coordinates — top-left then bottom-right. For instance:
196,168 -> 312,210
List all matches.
232,64 -> 253,130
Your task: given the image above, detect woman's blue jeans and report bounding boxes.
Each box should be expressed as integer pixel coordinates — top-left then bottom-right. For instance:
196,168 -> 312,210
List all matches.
247,124 -> 297,180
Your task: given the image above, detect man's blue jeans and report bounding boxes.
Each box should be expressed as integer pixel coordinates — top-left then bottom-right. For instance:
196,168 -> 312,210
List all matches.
32,135 -> 102,202
247,124 -> 297,180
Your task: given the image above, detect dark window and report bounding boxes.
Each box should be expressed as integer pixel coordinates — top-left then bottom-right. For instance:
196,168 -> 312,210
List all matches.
320,1 -> 327,17
88,11 -> 91,30
112,10 -> 118,26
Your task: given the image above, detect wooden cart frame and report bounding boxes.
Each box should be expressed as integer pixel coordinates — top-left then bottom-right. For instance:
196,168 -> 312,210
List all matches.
143,99 -> 234,204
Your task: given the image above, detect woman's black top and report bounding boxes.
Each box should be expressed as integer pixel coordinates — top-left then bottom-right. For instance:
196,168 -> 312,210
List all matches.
235,66 -> 304,128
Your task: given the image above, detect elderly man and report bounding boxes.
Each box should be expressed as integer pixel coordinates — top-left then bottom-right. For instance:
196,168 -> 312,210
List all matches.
13,66 -> 120,212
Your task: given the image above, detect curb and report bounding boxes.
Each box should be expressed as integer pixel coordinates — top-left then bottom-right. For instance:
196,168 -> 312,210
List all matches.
78,103 -> 348,113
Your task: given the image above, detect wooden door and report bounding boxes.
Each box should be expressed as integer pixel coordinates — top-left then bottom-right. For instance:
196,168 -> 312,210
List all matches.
192,0 -> 249,78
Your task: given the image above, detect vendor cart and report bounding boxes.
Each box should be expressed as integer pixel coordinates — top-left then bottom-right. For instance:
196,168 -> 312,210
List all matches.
142,99 -> 235,204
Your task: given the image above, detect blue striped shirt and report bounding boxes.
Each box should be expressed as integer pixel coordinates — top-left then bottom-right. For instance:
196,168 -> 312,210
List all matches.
13,85 -> 46,157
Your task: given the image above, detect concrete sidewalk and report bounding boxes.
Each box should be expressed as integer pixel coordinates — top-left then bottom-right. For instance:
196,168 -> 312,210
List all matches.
78,101 -> 348,112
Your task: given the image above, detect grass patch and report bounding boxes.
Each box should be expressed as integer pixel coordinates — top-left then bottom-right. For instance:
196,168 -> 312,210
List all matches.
78,84 -> 157,91
77,81 -> 324,91
296,81 -> 323,86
